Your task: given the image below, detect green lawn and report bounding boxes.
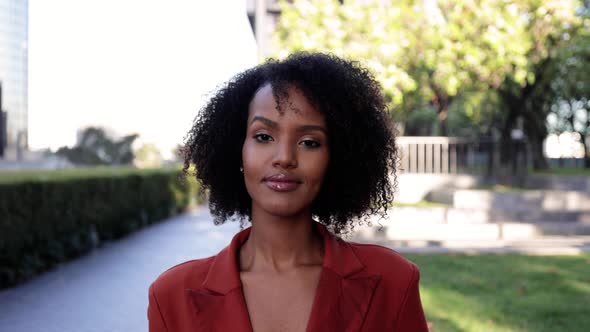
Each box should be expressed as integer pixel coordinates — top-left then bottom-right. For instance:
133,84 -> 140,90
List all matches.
534,167 -> 590,177
470,185 -> 530,192
407,254 -> 590,332
392,200 -> 450,208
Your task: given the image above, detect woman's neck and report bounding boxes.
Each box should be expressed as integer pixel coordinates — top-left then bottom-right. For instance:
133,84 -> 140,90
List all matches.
239,208 -> 323,274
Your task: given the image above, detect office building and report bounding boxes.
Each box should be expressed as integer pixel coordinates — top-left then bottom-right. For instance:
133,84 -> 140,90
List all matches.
0,0 -> 28,159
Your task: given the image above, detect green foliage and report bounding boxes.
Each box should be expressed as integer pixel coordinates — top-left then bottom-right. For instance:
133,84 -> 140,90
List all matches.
404,106 -> 438,136
408,0 -> 531,96
447,90 -> 504,138
409,254 -> 590,331
273,0 -> 586,140
545,30 -> 590,162
0,166 -> 141,184
500,1 -> 590,168
0,167 -> 201,288
274,0 -> 417,117
135,143 -> 164,168
273,0 -> 531,126
56,127 -> 138,166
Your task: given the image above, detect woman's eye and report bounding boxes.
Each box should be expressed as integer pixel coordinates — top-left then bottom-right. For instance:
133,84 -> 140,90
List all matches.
254,133 -> 273,142
300,139 -> 321,148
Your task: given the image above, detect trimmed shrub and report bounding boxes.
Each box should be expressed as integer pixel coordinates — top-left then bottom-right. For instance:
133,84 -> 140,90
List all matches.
0,167 -> 201,288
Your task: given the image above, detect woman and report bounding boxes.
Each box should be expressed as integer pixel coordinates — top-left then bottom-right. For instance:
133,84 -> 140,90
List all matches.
148,53 -> 428,331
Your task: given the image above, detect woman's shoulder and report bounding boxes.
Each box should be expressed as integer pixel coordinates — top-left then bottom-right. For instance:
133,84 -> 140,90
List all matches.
150,256 -> 215,296
347,241 -> 420,284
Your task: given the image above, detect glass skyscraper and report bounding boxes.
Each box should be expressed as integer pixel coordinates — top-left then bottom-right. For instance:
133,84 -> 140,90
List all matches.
0,0 -> 28,156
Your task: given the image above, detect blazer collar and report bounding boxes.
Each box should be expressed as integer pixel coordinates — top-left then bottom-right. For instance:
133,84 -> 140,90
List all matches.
200,222 -> 366,294
188,222 -> 381,332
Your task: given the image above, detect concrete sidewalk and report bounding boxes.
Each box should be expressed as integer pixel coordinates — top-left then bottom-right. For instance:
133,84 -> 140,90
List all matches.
1,208 -> 587,332
0,208 -> 241,332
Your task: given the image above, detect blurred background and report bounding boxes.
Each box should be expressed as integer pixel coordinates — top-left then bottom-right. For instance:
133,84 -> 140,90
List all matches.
1,0 -> 589,331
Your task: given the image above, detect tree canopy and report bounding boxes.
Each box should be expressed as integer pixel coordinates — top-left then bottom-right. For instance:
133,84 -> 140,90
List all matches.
273,0 -> 589,168
56,127 -> 138,166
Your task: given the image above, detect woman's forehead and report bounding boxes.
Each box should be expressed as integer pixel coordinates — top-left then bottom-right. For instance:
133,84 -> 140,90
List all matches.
248,83 -> 325,124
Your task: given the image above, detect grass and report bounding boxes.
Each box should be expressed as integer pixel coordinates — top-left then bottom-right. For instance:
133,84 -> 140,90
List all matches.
406,254 -> 590,332
392,200 -> 450,208
534,167 -> 590,177
471,185 -> 529,192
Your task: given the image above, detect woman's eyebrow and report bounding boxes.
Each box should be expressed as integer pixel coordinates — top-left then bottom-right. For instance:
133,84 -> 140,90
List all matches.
250,116 -> 327,134
296,125 -> 327,134
250,116 -> 277,128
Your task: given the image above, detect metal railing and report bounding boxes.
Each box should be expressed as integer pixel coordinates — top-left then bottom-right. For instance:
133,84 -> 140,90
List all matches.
396,136 -> 529,174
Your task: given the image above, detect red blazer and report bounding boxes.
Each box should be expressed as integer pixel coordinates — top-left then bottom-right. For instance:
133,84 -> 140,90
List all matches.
148,223 -> 428,331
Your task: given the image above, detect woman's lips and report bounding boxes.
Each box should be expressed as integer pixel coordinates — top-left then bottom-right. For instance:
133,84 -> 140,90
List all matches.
264,180 -> 301,192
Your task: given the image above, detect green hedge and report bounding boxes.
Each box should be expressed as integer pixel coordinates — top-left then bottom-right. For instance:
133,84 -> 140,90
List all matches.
0,167 -> 202,288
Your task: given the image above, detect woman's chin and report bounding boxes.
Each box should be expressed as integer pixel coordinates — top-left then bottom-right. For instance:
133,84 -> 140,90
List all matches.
256,201 -> 309,219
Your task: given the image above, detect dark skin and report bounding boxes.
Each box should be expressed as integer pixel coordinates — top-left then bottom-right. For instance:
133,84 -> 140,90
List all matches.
239,84 -> 328,332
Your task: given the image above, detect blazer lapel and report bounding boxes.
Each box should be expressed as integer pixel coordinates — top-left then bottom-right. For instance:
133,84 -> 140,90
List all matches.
184,223 -> 380,332
186,287 -> 252,332
186,227 -> 254,332
306,224 -> 381,332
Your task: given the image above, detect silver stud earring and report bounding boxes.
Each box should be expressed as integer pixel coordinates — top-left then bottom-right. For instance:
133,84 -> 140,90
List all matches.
239,166 -> 243,173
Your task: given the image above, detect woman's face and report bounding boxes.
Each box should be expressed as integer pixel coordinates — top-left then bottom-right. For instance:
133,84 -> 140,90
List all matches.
242,83 -> 329,219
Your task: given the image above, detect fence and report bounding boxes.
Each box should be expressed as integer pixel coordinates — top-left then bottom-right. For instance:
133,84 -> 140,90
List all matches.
396,136 -> 529,175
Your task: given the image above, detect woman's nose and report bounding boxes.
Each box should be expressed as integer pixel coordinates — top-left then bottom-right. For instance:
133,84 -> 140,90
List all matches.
272,141 -> 298,169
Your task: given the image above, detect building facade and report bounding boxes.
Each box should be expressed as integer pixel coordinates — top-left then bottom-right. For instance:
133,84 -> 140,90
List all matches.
0,0 -> 28,158
246,0 -> 283,60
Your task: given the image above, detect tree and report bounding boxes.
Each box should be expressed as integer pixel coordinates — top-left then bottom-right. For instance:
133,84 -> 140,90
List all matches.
274,0 -> 417,120
134,143 -> 164,168
56,127 -> 138,166
273,0 -> 586,172
274,0 -> 531,136
546,31 -> 590,167
492,0 -> 585,170
403,0 -> 532,136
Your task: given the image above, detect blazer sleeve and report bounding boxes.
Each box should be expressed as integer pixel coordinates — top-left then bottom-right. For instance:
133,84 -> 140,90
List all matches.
148,283 -> 168,332
394,265 -> 429,331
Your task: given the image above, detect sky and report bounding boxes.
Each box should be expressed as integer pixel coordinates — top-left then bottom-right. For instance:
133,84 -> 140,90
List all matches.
28,0 -> 258,156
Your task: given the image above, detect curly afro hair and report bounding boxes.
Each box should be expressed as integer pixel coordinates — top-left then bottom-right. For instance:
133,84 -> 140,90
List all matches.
182,52 -> 398,234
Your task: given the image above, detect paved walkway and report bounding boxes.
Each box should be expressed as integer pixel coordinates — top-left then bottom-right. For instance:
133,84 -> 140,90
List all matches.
1,208 -> 589,332
0,208 -> 241,332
